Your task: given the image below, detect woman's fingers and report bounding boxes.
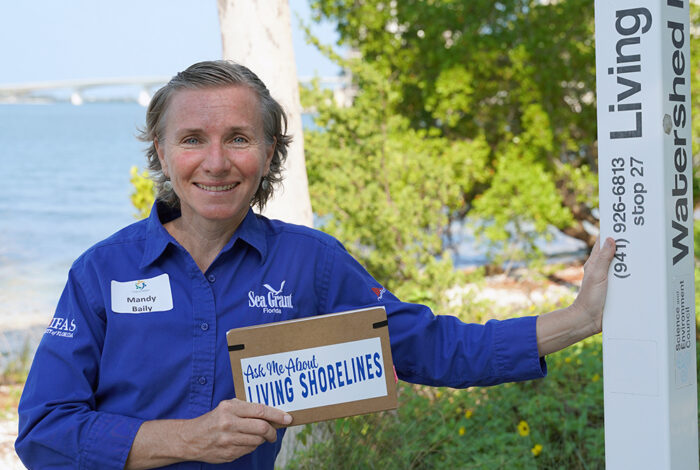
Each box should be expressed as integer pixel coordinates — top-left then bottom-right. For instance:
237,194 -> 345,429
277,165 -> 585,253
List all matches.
187,399 -> 293,463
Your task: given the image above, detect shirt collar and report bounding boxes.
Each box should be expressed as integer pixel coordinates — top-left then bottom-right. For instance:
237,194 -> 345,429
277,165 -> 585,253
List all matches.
139,202 -> 268,268
224,207 -> 268,263
140,200 -> 179,269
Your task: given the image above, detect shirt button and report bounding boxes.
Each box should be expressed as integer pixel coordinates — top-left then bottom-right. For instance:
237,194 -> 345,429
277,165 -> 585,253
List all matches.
207,274 -> 216,283
198,376 -> 207,385
200,322 -> 209,331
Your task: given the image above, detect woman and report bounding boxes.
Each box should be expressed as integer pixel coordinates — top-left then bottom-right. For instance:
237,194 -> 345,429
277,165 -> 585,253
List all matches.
16,60 -> 615,469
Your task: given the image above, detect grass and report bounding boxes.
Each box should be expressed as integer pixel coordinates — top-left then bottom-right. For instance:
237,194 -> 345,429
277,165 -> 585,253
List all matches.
0,338 -> 32,419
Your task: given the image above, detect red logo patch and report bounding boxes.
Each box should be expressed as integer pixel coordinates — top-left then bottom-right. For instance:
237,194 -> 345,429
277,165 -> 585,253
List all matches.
371,286 -> 386,300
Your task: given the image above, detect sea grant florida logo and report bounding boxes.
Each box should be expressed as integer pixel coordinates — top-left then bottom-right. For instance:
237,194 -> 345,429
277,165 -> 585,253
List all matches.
249,280 -> 294,314
135,280 -> 147,290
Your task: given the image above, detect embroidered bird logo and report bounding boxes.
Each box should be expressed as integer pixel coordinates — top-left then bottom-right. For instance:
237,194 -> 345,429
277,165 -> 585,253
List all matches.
263,280 -> 286,296
372,286 -> 386,300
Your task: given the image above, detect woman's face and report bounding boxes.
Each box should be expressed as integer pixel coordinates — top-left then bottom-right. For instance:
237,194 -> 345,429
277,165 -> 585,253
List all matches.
155,85 -> 274,228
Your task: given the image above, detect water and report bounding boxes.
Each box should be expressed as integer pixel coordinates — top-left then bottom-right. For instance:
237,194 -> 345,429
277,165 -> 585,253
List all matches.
0,103 -> 146,328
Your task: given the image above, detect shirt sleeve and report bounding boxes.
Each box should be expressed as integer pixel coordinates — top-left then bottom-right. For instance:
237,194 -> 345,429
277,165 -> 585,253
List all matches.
15,259 -> 144,470
320,241 -> 547,388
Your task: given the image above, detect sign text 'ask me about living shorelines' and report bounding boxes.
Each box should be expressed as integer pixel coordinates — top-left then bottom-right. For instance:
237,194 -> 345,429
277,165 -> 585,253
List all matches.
240,337 -> 387,412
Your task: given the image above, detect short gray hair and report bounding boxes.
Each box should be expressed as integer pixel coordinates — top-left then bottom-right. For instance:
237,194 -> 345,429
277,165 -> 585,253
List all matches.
138,60 -> 291,210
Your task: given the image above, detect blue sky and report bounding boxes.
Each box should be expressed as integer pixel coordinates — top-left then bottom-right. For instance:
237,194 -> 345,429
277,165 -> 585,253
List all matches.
0,0 -> 340,85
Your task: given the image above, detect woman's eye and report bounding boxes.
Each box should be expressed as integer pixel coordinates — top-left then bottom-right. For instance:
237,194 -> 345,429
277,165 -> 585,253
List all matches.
232,136 -> 248,144
183,137 -> 199,145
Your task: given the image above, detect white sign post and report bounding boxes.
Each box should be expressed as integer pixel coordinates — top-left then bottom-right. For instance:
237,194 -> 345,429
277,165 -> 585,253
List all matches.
595,1 -> 698,468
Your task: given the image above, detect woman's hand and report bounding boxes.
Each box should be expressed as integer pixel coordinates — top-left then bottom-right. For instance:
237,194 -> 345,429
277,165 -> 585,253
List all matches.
125,399 -> 292,469
571,237 -> 617,335
185,399 -> 292,464
536,237 -> 616,357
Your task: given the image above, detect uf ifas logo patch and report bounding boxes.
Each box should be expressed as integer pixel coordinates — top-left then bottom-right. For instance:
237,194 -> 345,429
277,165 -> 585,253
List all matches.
45,316 -> 76,338
248,280 -> 294,314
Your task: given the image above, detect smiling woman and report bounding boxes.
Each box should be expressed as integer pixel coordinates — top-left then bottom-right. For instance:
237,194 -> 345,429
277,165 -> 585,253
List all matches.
135,62 -> 294,274
153,86 -> 275,272
139,62 -> 290,214
156,86 -> 273,222
15,60 -> 616,470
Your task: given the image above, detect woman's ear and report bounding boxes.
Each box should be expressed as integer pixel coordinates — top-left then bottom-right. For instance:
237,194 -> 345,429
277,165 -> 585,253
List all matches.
264,137 -> 276,175
154,138 -> 168,178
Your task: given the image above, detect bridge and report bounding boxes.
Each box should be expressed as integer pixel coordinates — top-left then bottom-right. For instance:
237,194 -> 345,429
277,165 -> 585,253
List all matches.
0,77 -> 171,106
0,75 -> 353,107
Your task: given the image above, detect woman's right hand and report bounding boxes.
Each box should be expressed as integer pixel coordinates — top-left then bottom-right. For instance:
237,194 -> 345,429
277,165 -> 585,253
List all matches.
186,398 -> 293,463
125,399 -> 293,469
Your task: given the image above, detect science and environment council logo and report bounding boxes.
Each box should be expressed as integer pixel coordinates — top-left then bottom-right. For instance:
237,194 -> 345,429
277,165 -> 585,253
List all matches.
248,280 -> 294,314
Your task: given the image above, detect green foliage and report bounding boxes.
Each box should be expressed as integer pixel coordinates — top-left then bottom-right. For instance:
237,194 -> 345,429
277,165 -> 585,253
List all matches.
0,337 -> 33,419
307,0 -> 602,258
130,166 -> 155,220
306,0 -> 700,266
1,338 -> 32,386
304,63 -> 491,307
289,331 -> 700,469
695,264 -> 700,331
288,336 -> 607,469
691,5 -> 700,207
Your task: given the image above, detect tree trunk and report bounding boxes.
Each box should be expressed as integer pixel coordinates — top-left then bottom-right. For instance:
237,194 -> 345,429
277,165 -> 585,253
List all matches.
217,0 -> 313,227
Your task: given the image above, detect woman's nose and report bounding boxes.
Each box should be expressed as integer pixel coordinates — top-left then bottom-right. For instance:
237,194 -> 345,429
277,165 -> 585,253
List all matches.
202,142 -> 231,174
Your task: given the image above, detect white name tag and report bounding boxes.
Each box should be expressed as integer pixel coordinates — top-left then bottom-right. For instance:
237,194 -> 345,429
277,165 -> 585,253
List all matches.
110,274 -> 173,314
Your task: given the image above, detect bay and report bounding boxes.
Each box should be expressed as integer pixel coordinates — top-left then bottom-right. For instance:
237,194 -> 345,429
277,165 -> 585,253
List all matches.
0,103 -> 146,328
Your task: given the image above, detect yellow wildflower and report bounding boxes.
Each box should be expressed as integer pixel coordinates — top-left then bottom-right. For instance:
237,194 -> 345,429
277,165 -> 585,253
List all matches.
459,426 -> 466,436
531,444 -> 543,457
517,420 -> 530,437
435,390 -> 443,399
464,409 -> 473,419
592,373 -> 600,382
564,357 -> 572,364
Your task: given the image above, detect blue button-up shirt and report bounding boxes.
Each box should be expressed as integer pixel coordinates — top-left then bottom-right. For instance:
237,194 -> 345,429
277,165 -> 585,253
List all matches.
16,202 -> 545,469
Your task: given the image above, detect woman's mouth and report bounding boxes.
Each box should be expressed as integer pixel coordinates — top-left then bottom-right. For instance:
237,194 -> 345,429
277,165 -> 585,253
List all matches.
195,182 -> 237,192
